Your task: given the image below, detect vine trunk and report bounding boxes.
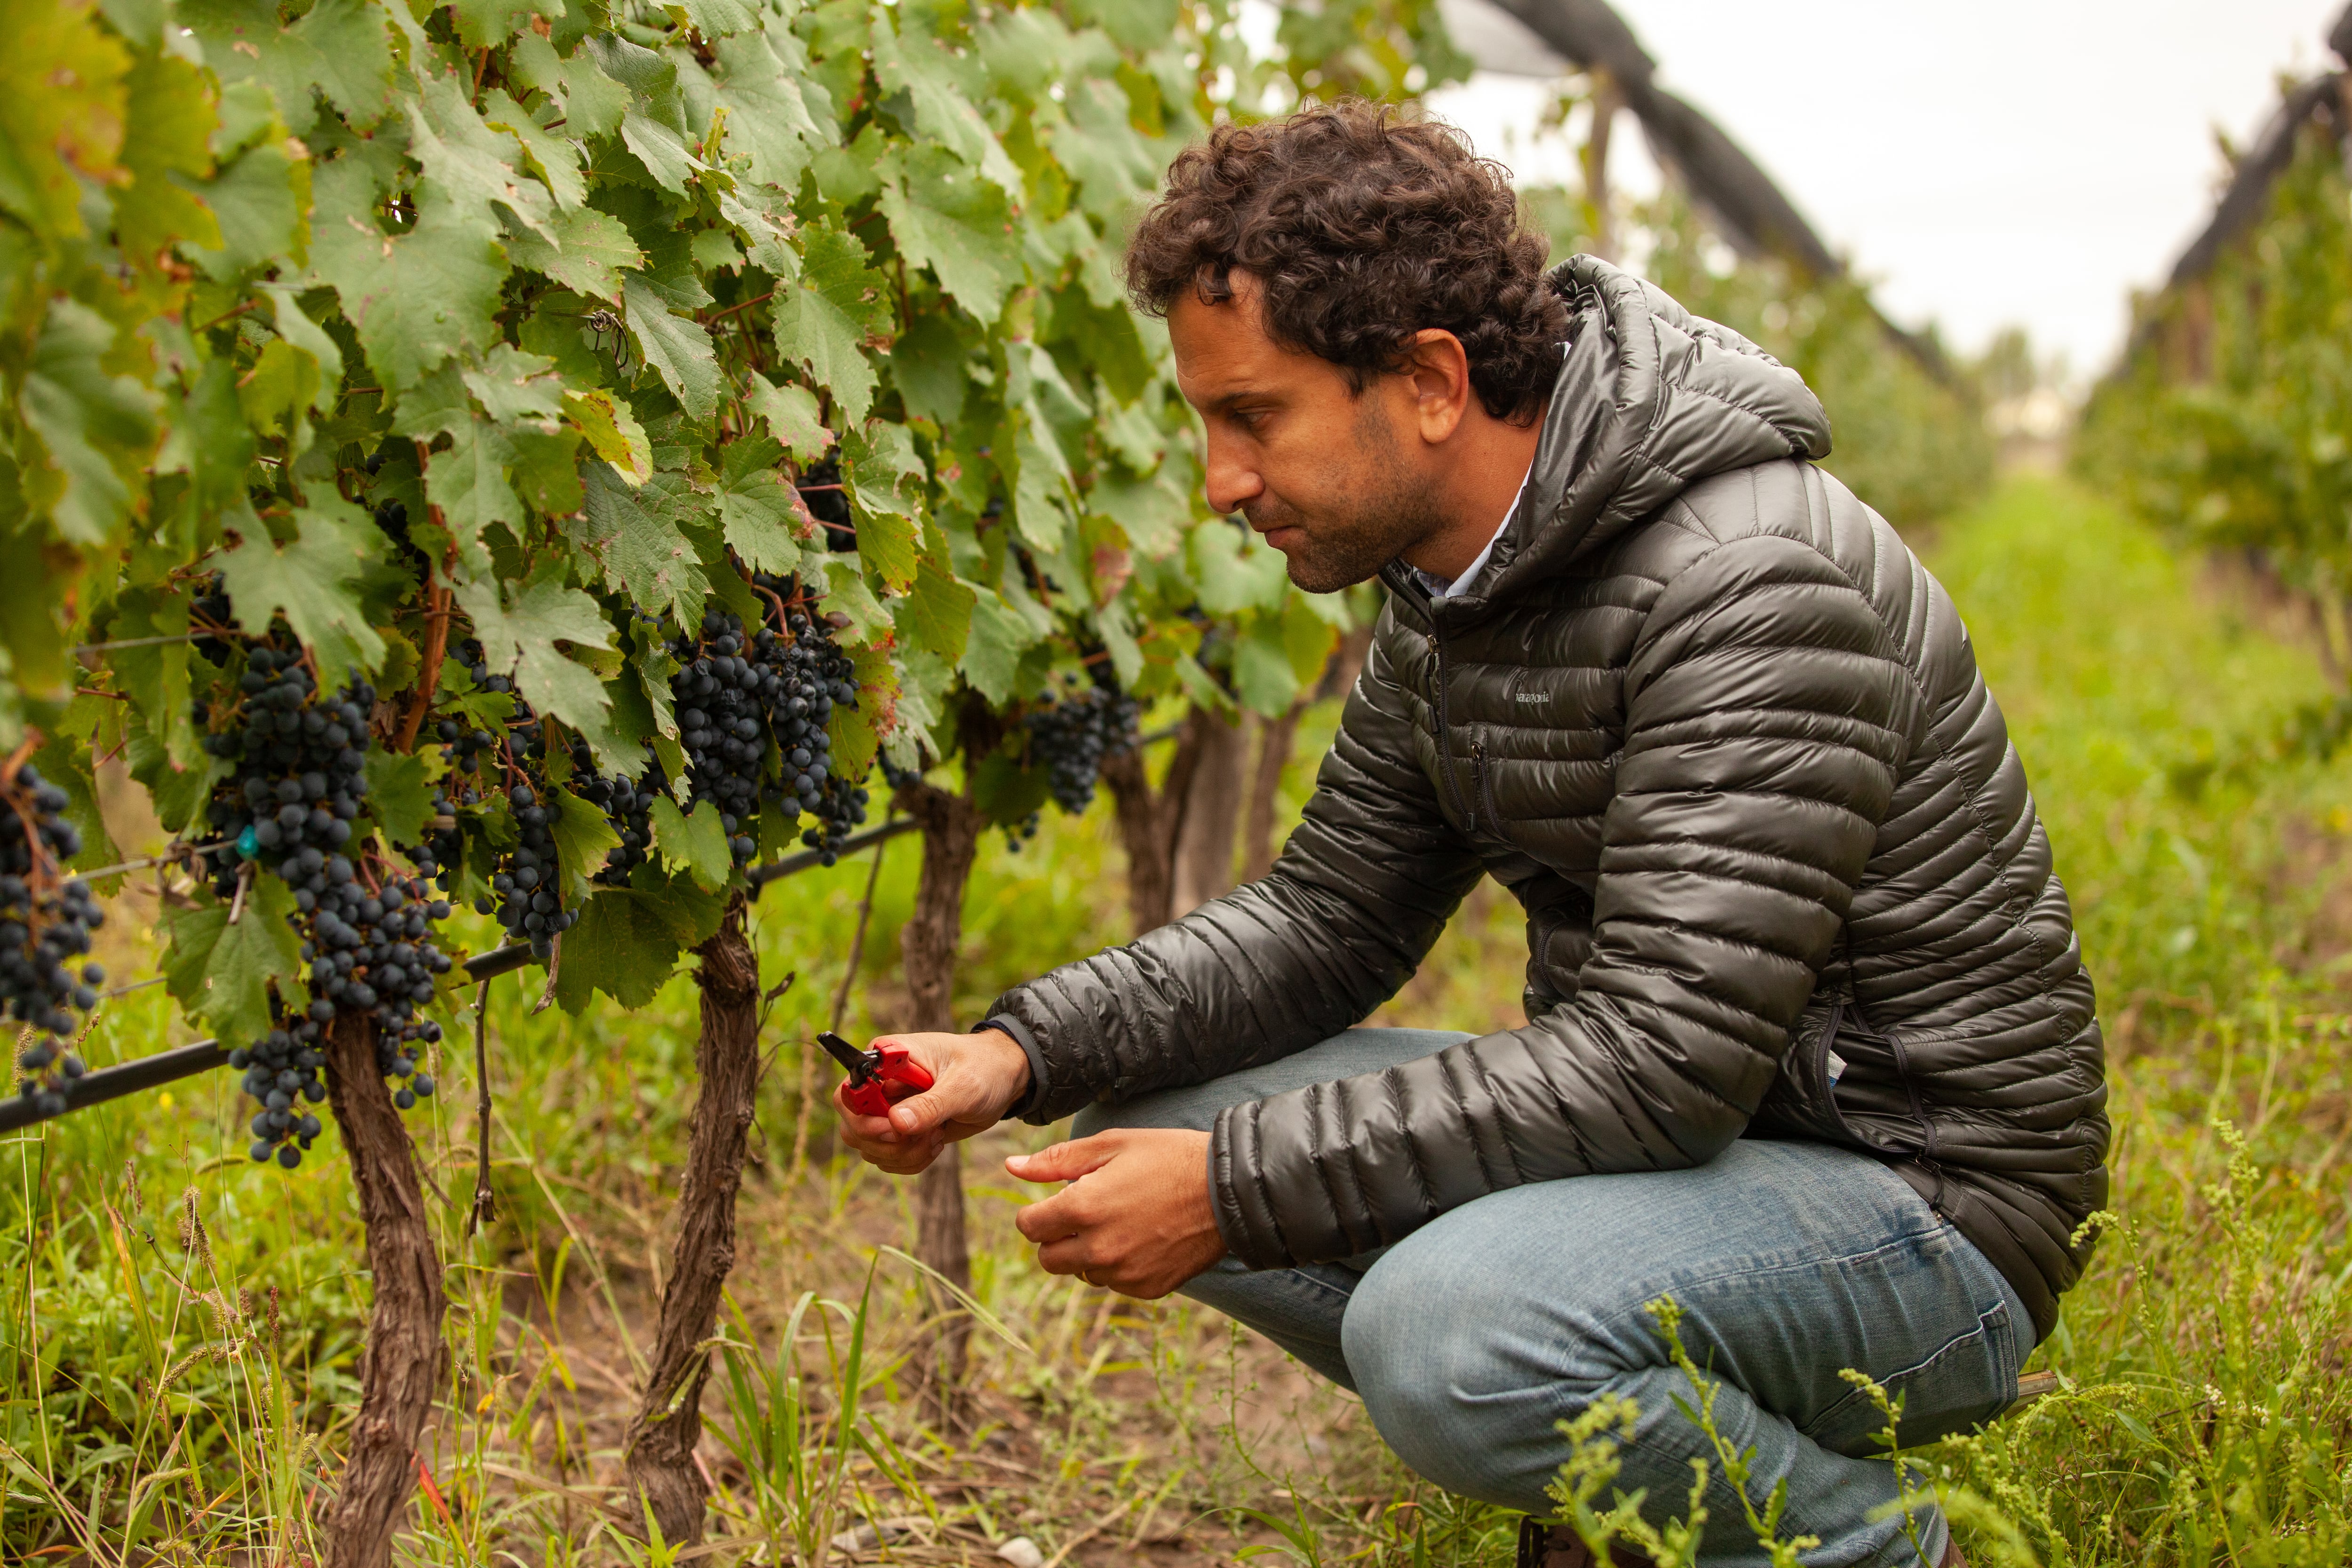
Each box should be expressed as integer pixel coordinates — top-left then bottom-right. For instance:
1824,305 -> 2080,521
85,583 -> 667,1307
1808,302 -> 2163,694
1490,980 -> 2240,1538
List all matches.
320,1014 -> 447,1568
623,892 -> 763,1544
897,777 -> 984,1415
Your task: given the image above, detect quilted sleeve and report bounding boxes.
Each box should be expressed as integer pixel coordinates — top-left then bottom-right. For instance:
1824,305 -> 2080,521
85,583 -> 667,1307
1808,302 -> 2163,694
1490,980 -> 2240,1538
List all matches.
984,626 -> 1488,1125
1209,531 -> 1919,1266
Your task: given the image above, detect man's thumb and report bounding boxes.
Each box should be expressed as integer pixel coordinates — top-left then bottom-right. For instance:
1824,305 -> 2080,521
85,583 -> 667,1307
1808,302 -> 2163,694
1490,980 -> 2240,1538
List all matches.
884,1087 -> 952,1137
1005,1135 -> 1116,1185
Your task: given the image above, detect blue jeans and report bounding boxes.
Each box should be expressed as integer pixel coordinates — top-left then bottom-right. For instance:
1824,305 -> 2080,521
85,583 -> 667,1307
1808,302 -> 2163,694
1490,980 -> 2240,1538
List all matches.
1074,1029 -> 2031,1568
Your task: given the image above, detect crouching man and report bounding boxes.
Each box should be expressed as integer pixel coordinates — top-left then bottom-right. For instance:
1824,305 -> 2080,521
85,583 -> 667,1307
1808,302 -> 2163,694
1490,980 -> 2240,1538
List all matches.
839,102 -> 2107,1568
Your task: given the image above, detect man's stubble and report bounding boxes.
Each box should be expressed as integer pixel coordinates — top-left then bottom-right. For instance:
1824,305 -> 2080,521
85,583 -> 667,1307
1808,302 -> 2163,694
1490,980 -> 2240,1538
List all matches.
1244,393 -> 1446,594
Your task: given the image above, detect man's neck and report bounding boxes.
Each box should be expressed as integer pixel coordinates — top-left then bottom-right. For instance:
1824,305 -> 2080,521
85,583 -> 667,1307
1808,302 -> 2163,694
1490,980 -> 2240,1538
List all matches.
1399,402 -> 1547,582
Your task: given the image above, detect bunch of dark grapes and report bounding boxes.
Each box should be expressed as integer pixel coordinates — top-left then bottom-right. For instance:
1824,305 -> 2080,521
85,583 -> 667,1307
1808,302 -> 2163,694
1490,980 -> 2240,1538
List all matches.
670,596 -> 870,869
433,640 -> 504,778
195,643 -> 453,1165
3,765 -> 105,1116
484,783 -> 577,960
564,737 -> 659,887
1024,677 -> 1140,816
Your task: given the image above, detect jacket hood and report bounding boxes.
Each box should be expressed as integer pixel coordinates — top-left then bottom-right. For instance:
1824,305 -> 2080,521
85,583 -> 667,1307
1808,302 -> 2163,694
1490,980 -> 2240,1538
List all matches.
1423,255 -> 1832,611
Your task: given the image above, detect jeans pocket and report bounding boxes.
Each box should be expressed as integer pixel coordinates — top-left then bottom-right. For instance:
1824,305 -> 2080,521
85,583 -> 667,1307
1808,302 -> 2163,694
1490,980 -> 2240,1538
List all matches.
1804,1293 -> 2020,1458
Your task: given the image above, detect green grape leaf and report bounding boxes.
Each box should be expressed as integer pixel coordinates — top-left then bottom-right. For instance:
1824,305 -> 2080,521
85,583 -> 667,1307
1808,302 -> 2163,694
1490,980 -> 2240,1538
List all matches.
215,499 -> 388,689
899,559 -> 975,661
480,88 -> 586,210
715,437 -> 804,576
31,738 -> 120,879
1231,613 -> 1300,716
549,784 -> 623,905
770,216 -> 887,423
114,52 -> 222,262
238,340 -> 318,438
889,312 -> 974,429
565,390 -> 652,484
407,71 -> 556,246
461,343 -> 568,424
552,888 -> 682,1012
574,464 -> 712,626
672,0 -> 759,39
0,0 -> 128,242
105,587 -> 198,771
18,299 -> 159,547
511,33 -> 631,141
619,108 -> 704,195
510,426 -> 586,517
264,288 -> 346,413
180,0 -> 395,132
191,135 -> 310,281
958,587 -> 1035,707
878,142 -> 1022,326
365,748 -> 436,846
622,273 -> 722,420
1046,77 -> 1159,223
502,203 -> 643,303
425,420 -> 521,572
827,644 -> 887,780
867,7 -> 1022,197
164,876 -> 306,1049
452,575 -> 616,737
648,796 -> 731,892
746,375 -> 833,462
711,30 -> 823,191
818,557 -> 890,649
1190,520 -> 1290,615
311,162 -> 508,395
450,0 -> 530,49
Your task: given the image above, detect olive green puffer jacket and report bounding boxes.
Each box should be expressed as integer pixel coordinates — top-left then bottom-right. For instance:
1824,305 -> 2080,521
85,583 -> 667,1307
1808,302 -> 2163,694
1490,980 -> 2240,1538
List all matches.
985,255 -> 2108,1339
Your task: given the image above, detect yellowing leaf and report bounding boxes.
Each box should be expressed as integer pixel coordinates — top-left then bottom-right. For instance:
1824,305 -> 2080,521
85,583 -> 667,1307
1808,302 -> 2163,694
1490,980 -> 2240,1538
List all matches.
0,0 -> 128,241
564,389 -> 652,484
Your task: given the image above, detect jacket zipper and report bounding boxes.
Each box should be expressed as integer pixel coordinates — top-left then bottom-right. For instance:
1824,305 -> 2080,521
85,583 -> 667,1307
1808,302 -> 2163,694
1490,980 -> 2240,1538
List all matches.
1473,738 -> 1500,831
1419,594 -> 1478,834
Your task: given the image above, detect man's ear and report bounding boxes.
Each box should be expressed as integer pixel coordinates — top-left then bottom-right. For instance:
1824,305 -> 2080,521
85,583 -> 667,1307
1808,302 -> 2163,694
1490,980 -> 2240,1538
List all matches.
1403,329 -> 1472,445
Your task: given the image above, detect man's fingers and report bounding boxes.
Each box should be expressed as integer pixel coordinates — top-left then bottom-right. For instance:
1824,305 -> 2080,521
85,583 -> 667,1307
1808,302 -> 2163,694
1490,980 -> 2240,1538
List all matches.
1034,1234 -> 1098,1277
1004,1134 -> 1120,1186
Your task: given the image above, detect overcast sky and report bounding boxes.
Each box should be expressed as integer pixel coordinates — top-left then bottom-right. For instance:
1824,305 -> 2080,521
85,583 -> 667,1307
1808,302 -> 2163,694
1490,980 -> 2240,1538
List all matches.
1420,0 -> 2347,377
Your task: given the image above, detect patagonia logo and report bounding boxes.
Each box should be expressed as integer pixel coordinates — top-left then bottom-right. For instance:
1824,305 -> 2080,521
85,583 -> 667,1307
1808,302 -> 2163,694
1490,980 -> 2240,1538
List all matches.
1514,692 -> 1549,705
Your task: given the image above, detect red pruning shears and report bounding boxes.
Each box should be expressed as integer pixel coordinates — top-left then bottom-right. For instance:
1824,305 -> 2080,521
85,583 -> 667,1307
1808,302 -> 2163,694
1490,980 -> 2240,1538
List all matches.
818,1032 -> 935,1118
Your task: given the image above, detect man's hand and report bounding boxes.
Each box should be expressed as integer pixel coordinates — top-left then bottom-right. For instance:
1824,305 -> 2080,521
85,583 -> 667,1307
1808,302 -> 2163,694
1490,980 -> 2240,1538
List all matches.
835,1030 -> 1031,1175
1007,1129 -> 1226,1299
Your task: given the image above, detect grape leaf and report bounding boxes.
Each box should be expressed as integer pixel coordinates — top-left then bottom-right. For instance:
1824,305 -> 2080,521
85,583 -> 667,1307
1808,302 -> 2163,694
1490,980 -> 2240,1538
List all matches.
648,796 -> 731,892
622,273 -> 721,420
18,299 -> 159,546
1232,613 -> 1300,716
1189,520 -> 1290,615
264,287 -> 346,414
510,33 -> 631,141
818,557 -> 890,648
191,135 -> 310,281
673,0 -> 759,39
179,0 -> 394,132
958,587 -> 1035,707
0,0 -> 128,242
549,784 -> 622,905
510,426 -> 586,517
551,888 -> 682,1012
164,876 -> 306,1049
311,162 -> 508,395
900,559 -> 974,661
215,498 -> 388,689
711,29 -> 822,190
1046,77 -> 1159,224
450,0 -> 530,49
575,464 -> 712,626
867,7 -> 1022,197
425,420 -> 521,571
452,575 -> 616,737
565,391 -> 652,484
364,748 -> 435,845
770,217 -> 887,423
715,436 -> 803,576
746,375 -> 833,462
461,344 -> 568,424
407,71 -> 556,246
504,202 -> 644,302
878,142 -> 1022,326
113,52 -> 221,263
480,88 -> 585,210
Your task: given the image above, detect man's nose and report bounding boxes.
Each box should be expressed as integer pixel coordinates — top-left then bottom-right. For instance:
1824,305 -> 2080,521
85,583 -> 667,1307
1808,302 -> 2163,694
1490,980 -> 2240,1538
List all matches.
1202,433 -> 1263,516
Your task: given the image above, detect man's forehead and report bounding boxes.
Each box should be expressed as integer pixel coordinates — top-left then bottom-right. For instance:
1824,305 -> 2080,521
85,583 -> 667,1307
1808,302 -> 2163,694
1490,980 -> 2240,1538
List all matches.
1168,285 -> 1328,406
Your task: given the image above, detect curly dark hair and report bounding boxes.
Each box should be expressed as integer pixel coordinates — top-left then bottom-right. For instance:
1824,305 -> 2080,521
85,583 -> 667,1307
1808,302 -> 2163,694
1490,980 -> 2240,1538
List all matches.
1124,101 -> 1567,425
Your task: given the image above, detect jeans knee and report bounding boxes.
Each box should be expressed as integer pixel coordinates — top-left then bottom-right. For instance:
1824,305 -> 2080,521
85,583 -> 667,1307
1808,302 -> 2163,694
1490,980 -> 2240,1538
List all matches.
1342,1251 -> 1593,1502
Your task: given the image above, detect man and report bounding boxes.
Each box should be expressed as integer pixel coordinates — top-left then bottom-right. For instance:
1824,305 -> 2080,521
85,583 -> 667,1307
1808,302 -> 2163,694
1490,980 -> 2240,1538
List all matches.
839,103 -> 2107,1568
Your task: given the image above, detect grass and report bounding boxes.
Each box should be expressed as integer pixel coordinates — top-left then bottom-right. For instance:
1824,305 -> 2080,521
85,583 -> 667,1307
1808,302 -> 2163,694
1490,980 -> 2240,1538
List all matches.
4,472 -> 2351,1565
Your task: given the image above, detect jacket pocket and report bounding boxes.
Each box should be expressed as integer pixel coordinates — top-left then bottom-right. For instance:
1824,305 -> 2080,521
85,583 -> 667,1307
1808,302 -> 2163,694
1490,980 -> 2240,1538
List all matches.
1754,1001 -> 1855,1143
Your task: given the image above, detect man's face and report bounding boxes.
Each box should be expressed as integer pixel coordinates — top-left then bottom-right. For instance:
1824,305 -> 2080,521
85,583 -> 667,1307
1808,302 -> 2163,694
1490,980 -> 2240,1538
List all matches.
1168,284 -> 1444,593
